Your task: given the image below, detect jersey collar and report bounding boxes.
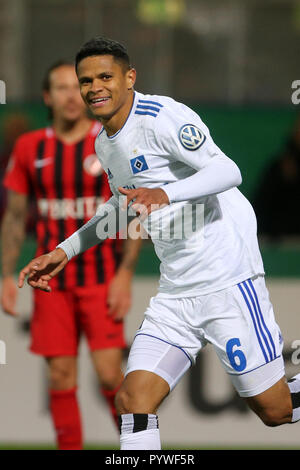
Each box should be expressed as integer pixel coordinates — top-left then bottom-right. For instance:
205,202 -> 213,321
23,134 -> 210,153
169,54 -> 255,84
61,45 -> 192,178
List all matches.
99,91 -> 137,141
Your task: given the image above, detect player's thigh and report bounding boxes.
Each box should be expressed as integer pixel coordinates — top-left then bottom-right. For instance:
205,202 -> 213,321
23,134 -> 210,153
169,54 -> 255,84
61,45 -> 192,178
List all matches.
119,296 -> 198,410
203,276 -> 285,398
75,284 -> 127,351
125,330 -> 192,393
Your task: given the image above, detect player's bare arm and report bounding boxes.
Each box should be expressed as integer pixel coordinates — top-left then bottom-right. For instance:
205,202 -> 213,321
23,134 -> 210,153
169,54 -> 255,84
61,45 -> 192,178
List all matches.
107,233 -> 143,321
1,190 -> 28,315
18,247 -> 68,292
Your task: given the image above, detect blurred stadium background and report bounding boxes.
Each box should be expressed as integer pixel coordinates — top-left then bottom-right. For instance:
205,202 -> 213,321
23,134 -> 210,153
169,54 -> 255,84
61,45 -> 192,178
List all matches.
1,0 -> 300,449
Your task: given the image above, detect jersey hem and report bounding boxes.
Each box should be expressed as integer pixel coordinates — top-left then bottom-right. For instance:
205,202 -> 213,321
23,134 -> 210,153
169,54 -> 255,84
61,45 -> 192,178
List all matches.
156,270 -> 265,298
227,354 -> 282,376
3,181 -> 29,195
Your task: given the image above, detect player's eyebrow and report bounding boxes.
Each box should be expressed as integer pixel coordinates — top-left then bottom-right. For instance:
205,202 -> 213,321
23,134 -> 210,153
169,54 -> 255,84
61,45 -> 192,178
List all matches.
97,71 -> 114,78
78,76 -> 92,84
78,71 -> 114,83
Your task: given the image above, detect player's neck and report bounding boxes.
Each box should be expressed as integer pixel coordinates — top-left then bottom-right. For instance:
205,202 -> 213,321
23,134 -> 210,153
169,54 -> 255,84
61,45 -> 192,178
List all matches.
52,116 -> 92,144
102,91 -> 134,137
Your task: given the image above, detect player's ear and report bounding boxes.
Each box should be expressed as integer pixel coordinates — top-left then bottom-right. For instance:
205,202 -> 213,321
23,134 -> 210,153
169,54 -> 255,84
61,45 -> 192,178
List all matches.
43,90 -> 52,107
126,68 -> 136,90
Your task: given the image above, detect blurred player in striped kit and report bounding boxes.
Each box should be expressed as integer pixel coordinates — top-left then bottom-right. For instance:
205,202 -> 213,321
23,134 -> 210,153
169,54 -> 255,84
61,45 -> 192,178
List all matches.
19,37 -> 300,450
1,61 -> 141,449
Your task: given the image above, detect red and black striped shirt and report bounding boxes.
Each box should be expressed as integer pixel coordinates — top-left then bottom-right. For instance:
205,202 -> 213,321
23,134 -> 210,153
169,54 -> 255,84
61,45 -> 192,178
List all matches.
4,122 -> 122,290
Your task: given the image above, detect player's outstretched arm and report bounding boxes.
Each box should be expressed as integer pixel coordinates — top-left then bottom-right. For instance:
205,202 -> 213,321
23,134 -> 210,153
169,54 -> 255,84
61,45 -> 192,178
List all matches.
19,196 -> 124,292
18,248 -> 68,292
57,195 -> 120,258
19,196 -> 122,292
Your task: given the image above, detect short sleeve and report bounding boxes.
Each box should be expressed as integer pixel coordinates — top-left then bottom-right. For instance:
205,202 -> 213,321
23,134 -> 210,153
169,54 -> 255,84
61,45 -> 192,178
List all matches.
3,135 -> 30,194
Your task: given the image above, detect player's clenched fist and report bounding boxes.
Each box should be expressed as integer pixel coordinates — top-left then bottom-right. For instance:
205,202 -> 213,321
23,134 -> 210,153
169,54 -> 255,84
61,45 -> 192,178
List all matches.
18,248 -> 68,292
118,186 -> 170,220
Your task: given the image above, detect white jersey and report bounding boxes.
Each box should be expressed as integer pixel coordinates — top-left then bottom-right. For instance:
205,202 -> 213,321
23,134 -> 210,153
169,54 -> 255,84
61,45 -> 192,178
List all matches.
93,91 -> 265,297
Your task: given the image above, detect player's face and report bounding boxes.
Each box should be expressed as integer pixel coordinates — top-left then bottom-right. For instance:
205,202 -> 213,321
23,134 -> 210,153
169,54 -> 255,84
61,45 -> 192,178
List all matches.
43,65 -> 87,122
77,55 -> 136,130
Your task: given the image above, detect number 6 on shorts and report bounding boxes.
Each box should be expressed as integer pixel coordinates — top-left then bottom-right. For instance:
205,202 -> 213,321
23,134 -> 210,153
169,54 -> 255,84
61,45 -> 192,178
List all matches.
226,338 -> 247,372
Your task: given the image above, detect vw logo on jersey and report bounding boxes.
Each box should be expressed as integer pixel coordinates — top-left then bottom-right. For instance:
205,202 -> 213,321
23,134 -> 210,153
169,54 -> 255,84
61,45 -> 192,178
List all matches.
179,124 -> 206,151
130,155 -> 149,174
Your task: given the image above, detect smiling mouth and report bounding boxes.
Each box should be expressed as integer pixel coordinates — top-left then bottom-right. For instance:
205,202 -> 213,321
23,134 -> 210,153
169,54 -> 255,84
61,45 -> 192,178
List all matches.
89,97 -> 110,105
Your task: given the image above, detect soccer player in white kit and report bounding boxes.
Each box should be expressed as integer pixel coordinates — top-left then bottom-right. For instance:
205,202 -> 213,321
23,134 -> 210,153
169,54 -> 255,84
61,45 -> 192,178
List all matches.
19,37 -> 300,450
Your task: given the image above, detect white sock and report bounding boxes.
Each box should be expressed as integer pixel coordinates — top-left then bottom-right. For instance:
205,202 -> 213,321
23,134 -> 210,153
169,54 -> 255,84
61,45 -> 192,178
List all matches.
120,428 -> 161,450
119,414 -> 161,450
288,372 -> 300,422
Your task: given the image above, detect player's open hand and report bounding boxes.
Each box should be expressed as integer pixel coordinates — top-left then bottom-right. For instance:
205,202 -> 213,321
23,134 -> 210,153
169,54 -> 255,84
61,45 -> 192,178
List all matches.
18,248 -> 68,292
118,187 -> 169,220
1,276 -> 19,316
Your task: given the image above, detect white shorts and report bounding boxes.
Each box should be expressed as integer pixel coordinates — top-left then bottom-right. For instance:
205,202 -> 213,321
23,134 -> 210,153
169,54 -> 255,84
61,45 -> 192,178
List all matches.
126,275 -> 285,397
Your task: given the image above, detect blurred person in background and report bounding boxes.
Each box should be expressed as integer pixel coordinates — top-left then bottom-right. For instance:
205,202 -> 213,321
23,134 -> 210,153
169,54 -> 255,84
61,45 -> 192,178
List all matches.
253,115 -> 300,240
0,61 -> 141,450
